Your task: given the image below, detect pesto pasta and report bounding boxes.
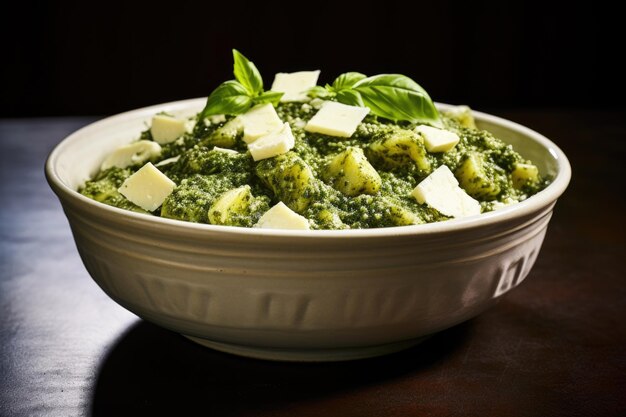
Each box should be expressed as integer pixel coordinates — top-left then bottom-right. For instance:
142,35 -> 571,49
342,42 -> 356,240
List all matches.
80,51 -> 548,230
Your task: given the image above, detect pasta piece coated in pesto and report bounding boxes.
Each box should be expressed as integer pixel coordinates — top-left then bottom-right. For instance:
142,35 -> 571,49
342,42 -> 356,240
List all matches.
208,185 -> 270,227
323,147 -> 382,197
161,174 -> 247,223
255,152 -> 325,213
366,129 -> 432,176
455,152 -> 505,200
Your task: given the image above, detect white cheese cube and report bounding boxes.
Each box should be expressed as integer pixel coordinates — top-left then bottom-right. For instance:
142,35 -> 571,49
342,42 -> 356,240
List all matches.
412,165 -> 481,218
118,162 -> 176,212
415,125 -> 460,153
254,202 -> 310,230
248,122 -> 295,161
239,103 -> 283,144
150,115 -> 187,144
305,101 -> 369,138
101,140 -> 162,170
271,70 -> 321,102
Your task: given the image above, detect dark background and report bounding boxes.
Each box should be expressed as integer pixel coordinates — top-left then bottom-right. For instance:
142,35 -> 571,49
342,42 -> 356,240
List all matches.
1,1 -> 621,117
2,3 -> 626,416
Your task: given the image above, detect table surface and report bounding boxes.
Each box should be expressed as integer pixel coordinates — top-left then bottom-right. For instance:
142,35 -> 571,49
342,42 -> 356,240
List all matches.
1,110 -> 624,417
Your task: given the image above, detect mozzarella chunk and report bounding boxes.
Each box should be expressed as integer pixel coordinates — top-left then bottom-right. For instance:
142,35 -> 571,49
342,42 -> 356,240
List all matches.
415,125 -> 460,153
118,162 -> 176,212
101,140 -> 161,170
239,103 -> 283,144
411,165 -> 481,218
305,101 -> 369,138
248,122 -> 295,161
150,115 -> 187,144
254,202 -> 310,230
271,70 -> 321,102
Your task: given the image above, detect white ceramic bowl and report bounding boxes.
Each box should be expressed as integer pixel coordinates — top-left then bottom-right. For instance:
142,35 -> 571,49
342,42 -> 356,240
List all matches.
46,99 -> 571,361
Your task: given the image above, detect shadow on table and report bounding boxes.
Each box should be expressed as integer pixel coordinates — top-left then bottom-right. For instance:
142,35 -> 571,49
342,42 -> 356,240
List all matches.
89,320 -> 472,417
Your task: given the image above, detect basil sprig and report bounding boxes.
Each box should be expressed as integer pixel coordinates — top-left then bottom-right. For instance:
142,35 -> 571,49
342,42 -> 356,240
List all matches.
200,50 -> 283,119
201,50 -> 440,126
309,72 -> 440,126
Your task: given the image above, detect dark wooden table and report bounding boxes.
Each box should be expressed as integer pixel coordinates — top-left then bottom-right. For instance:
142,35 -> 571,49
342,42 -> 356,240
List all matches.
1,111 -> 624,417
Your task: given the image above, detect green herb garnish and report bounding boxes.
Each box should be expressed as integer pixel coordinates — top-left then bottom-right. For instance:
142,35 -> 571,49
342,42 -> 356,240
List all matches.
311,73 -> 441,126
200,50 -> 283,119
201,50 -> 440,127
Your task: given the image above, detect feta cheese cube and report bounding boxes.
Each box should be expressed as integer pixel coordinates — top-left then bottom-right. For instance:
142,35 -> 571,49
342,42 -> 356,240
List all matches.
248,122 -> 295,161
304,101 -> 369,138
101,140 -> 162,170
150,115 -> 187,144
254,202 -> 310,230
239,103 -> 283,144
415,125 -> 460,153
118,162 -> 176,212
271,70 -> 321,102
412,165 -> 481,218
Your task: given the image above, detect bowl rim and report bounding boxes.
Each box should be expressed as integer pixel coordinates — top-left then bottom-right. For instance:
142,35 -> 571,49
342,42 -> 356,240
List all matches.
45,98 -> 571,239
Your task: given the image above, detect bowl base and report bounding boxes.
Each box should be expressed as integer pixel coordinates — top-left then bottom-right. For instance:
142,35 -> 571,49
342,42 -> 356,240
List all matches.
182,334 -> 430,362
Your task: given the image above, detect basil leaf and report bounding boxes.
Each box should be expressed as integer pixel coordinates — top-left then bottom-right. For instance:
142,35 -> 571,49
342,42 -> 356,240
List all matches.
353,74 -> 440,125
307,85 -> 334,99
335,89 -> 364,107
331,72 -> 366,91
232,49 -> 263,96
200,80 -> 253,118
252,90 -> 284,106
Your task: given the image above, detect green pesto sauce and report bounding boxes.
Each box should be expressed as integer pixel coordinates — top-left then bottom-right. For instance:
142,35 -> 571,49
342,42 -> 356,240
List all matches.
80,103 -> 549,229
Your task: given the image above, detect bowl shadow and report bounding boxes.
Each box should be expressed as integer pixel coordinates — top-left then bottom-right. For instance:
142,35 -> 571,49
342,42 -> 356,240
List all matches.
89,320 -> 472,417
